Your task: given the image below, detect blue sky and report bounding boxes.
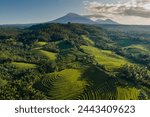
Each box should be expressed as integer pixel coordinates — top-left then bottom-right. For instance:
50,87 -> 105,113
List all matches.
0,0 -> 87,24
0,0 -> 150,25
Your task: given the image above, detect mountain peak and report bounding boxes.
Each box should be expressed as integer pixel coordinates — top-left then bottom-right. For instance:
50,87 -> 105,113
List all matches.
50,13 -> 95,24
50,13 -> 119,25
96,19 -> 119,25
66,13 -> 79,16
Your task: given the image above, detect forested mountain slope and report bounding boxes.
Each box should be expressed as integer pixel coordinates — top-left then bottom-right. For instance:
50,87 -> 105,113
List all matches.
0,23 -> 149,100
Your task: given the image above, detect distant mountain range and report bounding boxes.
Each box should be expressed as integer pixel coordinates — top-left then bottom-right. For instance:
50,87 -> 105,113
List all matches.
50,13 -> 119,25
0,13 -> 121,27
2,12 -> 150,32
95,19 -> 118,25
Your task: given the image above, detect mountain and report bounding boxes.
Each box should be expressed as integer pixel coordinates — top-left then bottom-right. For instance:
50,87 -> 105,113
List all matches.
50,13 -> 95,24
0,13 -> 119,27
50,13 -> 120,25
95,19 -> 119,25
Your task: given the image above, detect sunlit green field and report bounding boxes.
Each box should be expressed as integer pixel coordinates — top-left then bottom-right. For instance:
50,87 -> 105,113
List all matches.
81,35 -> 94,45
11,62 -> 37,69
32,49 -> 57,61
36,41 -> 48,46
38,69 -> 87,99
81,46 -> 129,71
117,87 -> 139,100
124,44 -> 150,52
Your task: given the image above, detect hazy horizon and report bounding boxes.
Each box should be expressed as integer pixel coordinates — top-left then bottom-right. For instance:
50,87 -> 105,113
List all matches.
0,0 -> 150,25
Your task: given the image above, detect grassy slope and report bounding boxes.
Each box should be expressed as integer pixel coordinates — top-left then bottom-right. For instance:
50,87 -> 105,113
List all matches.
32,41 -> 57,61
79,46 -> 141,99
81,46 -> 129,71
81,35 -> 94,45
32,49 -> 57,61
40,69 -> 87,99
117,87 -> 139,100
36,41 -> 48,46
11,62 -> 36,69
10,41 -> 142,100
76,66 -> 116,100
124,44 -> 149,52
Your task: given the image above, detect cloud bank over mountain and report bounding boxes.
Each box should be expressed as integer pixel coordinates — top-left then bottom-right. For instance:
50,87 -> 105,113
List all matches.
84,0 -> 150,25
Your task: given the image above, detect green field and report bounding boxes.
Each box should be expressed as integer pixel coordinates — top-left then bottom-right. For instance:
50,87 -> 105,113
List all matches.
36,41 -> 48,46
81,46 -> 129,71
78,79 -> 140,100
11,62 -> 37,69
32,49 -> 57,61
124,44 -> 149,52
37,69 -> 87,99
117,87 -> 139,100
81,35 -> 94,45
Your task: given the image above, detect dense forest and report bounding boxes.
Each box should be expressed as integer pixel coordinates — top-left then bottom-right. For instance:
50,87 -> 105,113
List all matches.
0,23 -> 150,100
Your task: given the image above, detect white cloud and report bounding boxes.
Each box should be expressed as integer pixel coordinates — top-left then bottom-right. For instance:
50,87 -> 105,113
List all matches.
84,0 -> 150,24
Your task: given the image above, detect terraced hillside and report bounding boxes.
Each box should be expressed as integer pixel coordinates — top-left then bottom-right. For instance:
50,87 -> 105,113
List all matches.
81,46 -> 129,71
36,69 -> 87,99
0,23 -> 150,100
116,87 -> 139,100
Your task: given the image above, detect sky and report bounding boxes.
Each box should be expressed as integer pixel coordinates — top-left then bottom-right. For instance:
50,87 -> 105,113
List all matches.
0,0 -> 150,25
